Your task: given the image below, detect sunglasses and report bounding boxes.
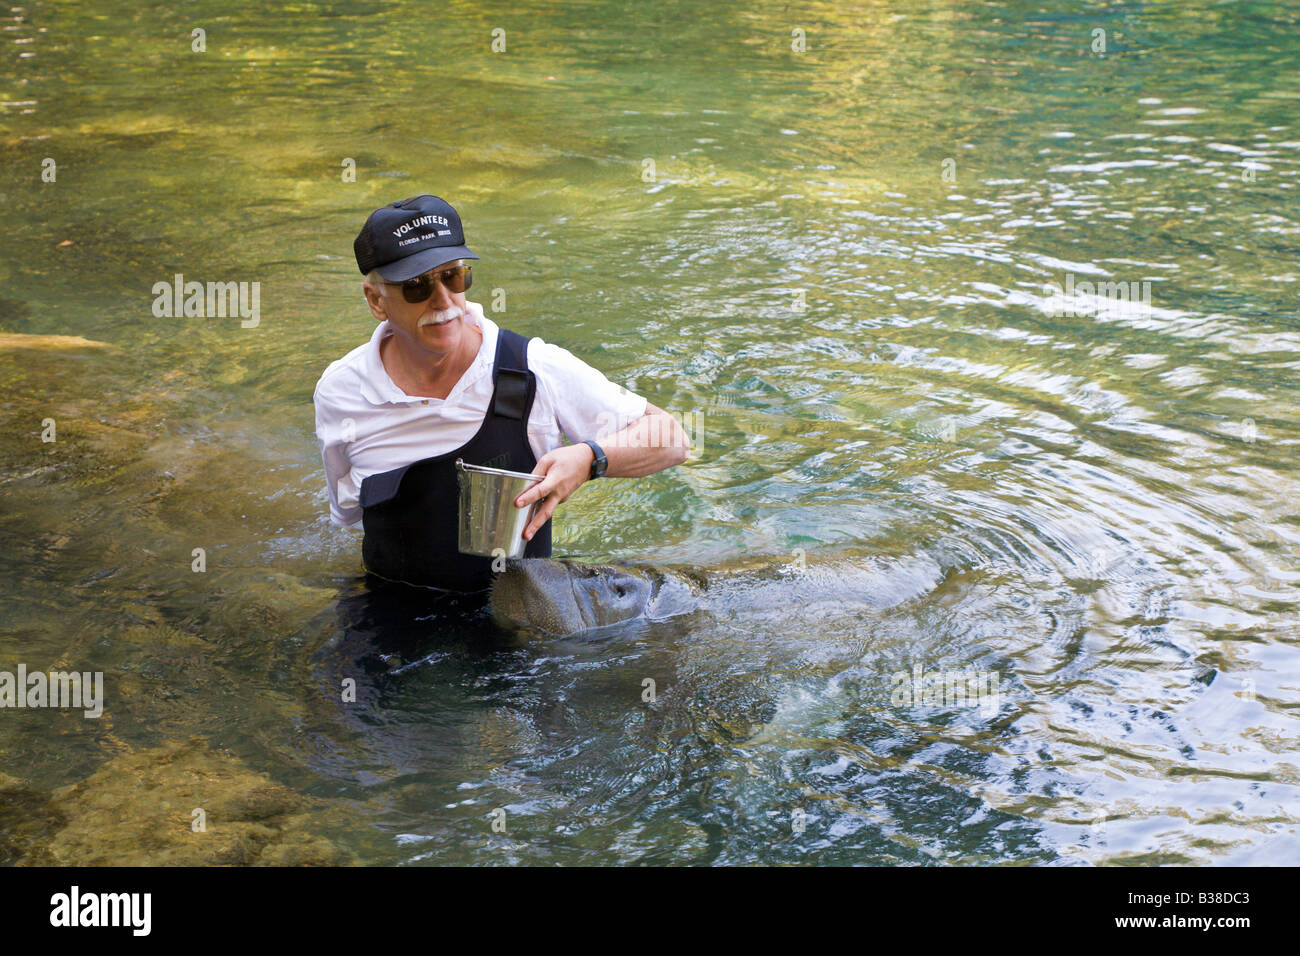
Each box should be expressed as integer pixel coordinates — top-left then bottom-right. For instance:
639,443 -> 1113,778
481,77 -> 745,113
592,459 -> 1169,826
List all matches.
382,264 -> 473,303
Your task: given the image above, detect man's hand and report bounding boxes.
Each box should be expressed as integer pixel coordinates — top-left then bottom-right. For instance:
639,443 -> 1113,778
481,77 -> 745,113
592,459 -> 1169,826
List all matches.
514,442 -> 596,542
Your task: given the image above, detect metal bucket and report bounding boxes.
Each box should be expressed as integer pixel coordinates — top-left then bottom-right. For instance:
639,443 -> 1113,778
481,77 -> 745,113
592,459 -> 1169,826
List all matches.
455,458 -> 544,559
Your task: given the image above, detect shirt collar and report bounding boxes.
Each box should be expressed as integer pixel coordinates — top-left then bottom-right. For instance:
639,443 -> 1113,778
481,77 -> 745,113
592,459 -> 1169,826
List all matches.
358,301 -> 494,406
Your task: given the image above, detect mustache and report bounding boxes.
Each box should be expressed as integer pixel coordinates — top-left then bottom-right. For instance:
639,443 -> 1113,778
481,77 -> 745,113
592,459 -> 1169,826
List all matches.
418,305 -> 464,326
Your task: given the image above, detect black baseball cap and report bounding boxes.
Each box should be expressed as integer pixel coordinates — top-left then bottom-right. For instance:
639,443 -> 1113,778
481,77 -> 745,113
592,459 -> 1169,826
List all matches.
354,194 -> 479,281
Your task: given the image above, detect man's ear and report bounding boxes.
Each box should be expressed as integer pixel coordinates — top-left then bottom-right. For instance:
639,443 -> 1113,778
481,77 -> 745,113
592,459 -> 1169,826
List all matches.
363,283 -> 387,322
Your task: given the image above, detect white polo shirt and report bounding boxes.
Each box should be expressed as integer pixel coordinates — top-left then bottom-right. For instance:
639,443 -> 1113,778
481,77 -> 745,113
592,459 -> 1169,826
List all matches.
313,300 -> 648,527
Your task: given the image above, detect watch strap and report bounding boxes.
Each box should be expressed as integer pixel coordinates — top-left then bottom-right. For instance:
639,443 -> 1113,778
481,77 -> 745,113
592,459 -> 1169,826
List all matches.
581,439 -> 607,479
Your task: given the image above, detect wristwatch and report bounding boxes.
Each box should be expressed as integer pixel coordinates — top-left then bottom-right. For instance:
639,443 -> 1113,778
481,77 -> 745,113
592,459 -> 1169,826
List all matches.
581,439 -> 608,480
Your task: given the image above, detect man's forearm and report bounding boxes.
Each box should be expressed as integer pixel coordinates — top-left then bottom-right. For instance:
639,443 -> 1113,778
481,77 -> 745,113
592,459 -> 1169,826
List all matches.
598,405 -> 690,478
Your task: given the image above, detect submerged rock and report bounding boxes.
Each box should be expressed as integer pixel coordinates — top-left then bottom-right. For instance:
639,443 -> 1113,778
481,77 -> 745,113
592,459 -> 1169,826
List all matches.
19,738 -> 355,866
0,332 -> 113,351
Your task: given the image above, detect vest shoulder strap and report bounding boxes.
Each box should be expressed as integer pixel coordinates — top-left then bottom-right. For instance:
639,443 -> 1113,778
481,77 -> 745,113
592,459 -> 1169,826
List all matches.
491,327 -> 535,421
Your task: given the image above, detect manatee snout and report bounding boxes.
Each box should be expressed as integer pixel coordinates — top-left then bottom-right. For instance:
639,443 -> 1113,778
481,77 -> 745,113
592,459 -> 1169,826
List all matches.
489,559 -> 654,637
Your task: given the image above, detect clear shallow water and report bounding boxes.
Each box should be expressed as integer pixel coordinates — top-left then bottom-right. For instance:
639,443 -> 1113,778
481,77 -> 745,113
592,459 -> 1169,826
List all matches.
1,0 -> 1298,864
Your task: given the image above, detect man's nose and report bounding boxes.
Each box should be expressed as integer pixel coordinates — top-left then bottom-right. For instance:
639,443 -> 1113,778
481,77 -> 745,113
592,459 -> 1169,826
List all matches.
430,278 -> 455,309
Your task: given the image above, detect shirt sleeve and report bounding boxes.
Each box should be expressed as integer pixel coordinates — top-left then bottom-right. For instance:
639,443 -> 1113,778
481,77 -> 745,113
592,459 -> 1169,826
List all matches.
314,380 -> 363,528
528,339 -> 649,445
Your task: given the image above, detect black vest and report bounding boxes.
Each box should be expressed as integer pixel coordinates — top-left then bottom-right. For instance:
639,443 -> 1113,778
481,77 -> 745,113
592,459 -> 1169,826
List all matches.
358,327 -> 553,591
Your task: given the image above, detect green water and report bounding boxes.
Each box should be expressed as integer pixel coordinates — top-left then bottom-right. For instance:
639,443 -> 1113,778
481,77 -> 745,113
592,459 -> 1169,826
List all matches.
1,0 -> 1298,864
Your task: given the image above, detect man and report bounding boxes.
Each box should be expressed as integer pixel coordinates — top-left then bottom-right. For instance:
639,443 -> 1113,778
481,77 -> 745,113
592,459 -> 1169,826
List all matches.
314,194 -> 689,592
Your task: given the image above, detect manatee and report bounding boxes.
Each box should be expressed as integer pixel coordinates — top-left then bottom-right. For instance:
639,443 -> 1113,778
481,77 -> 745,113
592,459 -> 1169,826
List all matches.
489,554 -> 948,638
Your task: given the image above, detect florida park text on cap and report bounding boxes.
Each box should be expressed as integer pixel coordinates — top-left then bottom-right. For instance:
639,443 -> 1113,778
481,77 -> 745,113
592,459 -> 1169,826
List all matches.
354,195 -> 479,282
